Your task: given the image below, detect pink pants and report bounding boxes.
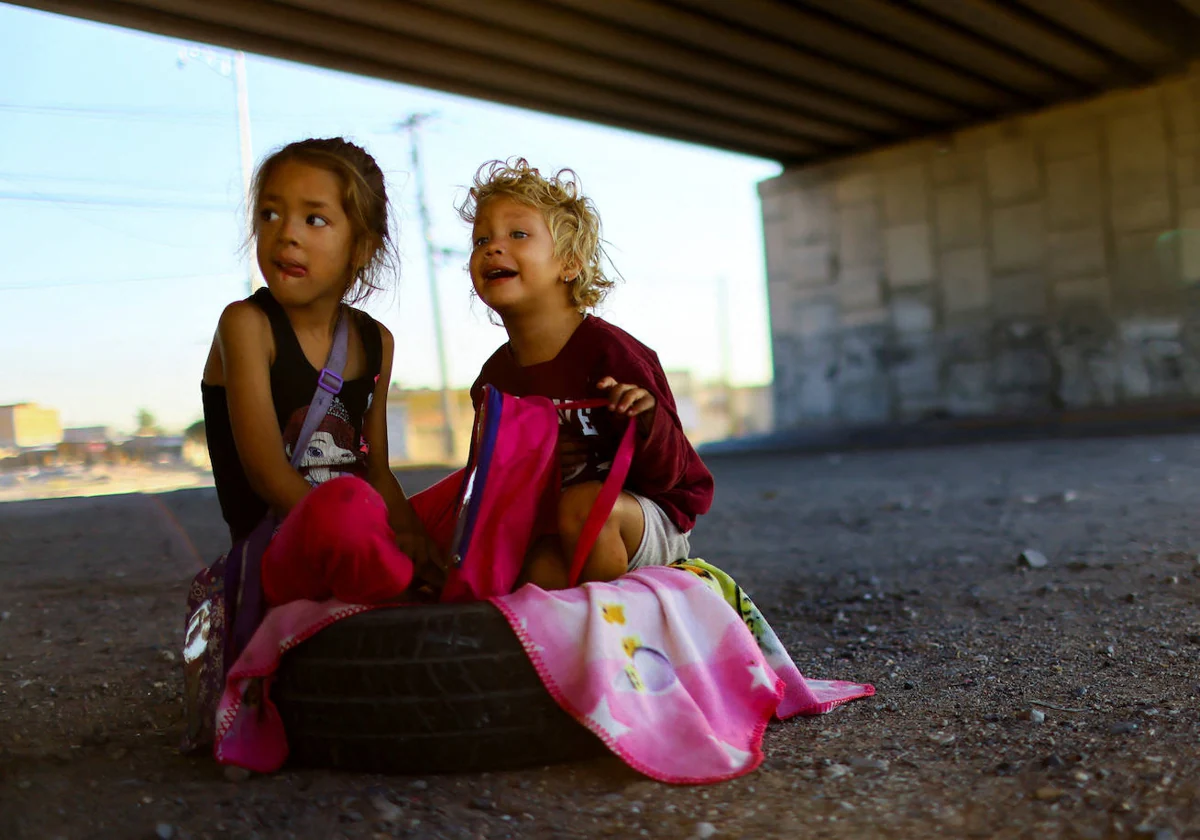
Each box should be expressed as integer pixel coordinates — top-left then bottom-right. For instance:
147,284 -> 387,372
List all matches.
260,476 -> 413,606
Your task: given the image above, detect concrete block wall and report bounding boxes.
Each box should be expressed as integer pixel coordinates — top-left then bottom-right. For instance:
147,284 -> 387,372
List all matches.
761,70 -> 1200,429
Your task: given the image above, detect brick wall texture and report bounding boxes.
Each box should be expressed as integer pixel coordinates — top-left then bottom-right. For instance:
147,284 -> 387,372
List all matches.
761,70 -> 1200,428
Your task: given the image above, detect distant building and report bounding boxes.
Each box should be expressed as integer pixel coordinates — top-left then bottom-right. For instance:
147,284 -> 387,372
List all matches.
58,426 -> 114,466
120,435 -> 184,464
63,426 -> 110,444
387,385 -> 474,466
0,403 -> 62,449
385,397 -> 410,464
665,371 -> 774,445
182,421 -> 210,470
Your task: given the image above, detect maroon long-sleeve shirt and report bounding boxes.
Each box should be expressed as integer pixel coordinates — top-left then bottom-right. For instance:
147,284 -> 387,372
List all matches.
469,315 -> 714,533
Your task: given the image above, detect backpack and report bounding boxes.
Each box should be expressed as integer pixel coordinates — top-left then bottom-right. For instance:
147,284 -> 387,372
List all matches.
409,385 -> 636,602
180,312 -> 349,752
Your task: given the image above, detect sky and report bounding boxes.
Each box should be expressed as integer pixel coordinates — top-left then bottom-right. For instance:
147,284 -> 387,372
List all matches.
0,3 -> 781,434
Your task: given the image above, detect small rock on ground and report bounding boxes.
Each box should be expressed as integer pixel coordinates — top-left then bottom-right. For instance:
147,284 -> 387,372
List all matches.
1019,549 -> 1049,569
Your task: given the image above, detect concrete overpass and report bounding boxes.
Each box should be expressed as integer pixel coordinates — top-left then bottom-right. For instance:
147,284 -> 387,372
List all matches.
18,0 -> 1200,429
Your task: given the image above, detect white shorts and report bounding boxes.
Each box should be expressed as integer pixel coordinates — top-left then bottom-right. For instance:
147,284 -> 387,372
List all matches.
627,492 -> 692,570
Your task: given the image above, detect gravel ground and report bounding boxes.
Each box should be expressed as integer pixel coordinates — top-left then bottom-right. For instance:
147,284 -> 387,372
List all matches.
2,435 -> 1200,839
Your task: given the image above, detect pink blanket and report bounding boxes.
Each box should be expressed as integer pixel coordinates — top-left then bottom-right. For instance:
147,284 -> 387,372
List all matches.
214,568 -> 873,782
214,599 -> 377,772
493,566 -> 872,783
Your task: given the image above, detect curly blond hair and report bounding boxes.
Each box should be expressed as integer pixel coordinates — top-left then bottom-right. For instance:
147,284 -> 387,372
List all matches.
457,158 -> 614,311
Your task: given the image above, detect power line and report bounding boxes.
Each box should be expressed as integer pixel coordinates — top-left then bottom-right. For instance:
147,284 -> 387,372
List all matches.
0,190 -> 233,211
0,102 -> 233,124
0,270 -> 239,292
0,101 -> 407,125
0,169 -> 227,193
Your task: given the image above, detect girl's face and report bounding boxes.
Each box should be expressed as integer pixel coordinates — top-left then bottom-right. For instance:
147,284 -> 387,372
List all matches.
469,196 -> 572,317
255,160 -> 357,310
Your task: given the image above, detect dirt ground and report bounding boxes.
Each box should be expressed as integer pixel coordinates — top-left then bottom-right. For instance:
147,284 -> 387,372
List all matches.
2,433 -> 1200,839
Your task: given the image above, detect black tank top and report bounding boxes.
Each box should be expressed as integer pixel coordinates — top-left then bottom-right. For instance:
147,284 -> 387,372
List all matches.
201,288 -> 383,541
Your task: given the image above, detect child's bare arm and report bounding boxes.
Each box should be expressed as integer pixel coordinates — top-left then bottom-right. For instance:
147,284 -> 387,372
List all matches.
217,301 -> 312,517
362,324 -> 446,585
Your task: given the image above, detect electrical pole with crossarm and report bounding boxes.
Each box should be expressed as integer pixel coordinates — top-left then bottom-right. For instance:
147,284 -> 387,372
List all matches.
395,113 -> 457,462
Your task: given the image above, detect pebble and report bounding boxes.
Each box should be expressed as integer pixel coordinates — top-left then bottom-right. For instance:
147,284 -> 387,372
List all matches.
848,757 -> 889,773
155,824 -> 175,840
693,822 -> 717,839
223,765 -> 251,782
1034,786 -> 1065,802
823,763 -> 852,780
409,779 -> 428,791
623,781 -> 658,798
1110,721 -> 1139,735
369,794 -> 403,823
1019,549 -> 1049,569
1021,708 -> 1046,724
0,611 -> 10,621
1133,826 -> 1178,840
158,650 -> 177,663
928,731 -> 956,746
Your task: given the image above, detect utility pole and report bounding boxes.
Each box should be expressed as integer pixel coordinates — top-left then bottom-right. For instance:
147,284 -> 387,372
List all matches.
178,46 -> 260,293
717,275 -> 734,436
233,51 -> 258,292
395,113 -> 456,463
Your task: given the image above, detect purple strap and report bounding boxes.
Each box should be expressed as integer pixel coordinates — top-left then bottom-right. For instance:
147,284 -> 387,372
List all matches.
228,308 -> 350,665
289,310 -> 349,469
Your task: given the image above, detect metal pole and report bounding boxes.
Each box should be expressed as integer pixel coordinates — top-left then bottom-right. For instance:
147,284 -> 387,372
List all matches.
717,275 -> 733,435
397,114 -> 456,462
179,46 -> 259,293
232,51 -> 261,293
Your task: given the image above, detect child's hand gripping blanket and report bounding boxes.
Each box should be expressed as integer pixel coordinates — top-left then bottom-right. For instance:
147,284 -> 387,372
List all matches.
491,560 -> 874,784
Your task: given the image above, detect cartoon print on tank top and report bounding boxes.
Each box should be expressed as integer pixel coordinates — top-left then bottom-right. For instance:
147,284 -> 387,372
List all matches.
282,398 -> 364,486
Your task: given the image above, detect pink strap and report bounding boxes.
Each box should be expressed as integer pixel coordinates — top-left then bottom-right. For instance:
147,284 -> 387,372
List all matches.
555,398 -> 637,587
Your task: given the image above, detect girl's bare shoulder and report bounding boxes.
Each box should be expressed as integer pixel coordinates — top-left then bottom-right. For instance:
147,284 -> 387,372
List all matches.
348,307 -> 393,350
217,299 -> 269,336
216,299 -> 274,369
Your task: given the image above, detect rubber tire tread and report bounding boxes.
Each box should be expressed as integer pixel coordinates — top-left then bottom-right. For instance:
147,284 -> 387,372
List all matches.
273,601 -> 605,774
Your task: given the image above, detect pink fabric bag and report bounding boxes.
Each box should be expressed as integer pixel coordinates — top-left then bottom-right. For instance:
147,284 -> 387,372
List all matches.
412,384 -> 634,603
